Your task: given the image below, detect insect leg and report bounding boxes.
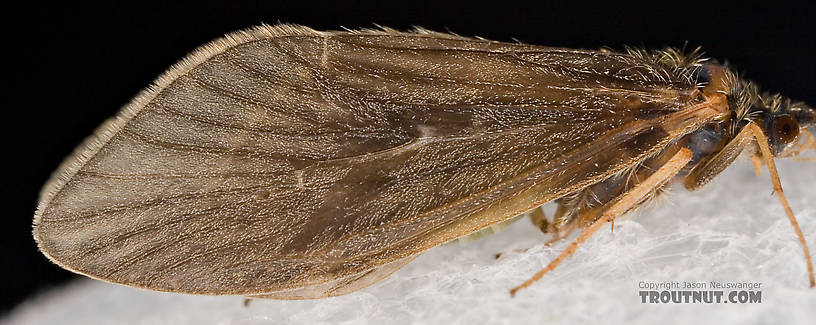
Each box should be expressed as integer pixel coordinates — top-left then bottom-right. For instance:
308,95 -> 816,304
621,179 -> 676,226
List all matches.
526,201 -> 580,245
548,200 -> 570,232
684,126 -> 756,190
520,199 -> 580,245
545,222 -> 579,246
546,201 -> 580,242
742,123 -> 815,287
752,155 -> 764,176
509,148 -> 693,296
790,129 -> 816,161
528,206 -> 549,233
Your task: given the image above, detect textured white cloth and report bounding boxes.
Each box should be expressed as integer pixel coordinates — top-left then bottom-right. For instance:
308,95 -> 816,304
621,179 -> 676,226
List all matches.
6,159 -> 815,325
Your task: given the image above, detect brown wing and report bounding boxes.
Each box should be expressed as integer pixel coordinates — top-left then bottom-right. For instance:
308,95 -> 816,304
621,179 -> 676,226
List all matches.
33,25 -> 723,296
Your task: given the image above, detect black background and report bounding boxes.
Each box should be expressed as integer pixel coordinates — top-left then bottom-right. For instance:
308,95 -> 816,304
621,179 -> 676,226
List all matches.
5,0 -> 815,314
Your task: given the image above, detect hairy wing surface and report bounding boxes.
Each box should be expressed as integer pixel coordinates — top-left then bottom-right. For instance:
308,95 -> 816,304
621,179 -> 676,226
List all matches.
35,25 -> 709,294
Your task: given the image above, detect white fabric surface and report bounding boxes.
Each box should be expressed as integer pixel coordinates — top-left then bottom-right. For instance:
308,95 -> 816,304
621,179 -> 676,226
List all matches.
6,159 -> 815,325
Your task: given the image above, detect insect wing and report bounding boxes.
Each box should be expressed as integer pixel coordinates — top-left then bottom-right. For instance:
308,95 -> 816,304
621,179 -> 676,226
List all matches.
34,25 -> 717,296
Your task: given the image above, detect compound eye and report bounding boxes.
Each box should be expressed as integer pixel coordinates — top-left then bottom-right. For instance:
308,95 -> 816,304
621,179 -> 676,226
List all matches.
775,116 -> 800,144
